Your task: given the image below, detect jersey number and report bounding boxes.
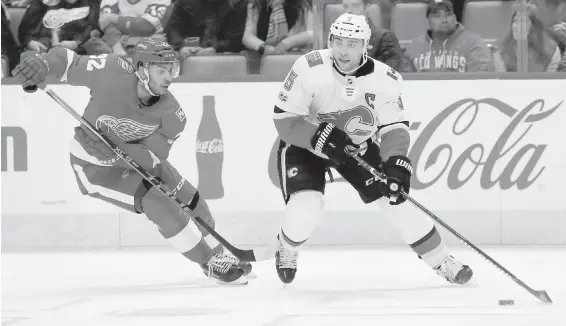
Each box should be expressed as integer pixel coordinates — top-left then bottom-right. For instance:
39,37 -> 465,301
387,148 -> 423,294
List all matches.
86,54 -> 108,71
283,69 -> 298,91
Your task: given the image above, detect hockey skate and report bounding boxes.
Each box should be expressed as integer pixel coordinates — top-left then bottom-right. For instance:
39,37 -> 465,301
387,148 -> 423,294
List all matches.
225,254 -> 257,279
433,255 -> 473,285
201,253 -> 248,285
275,235 -> 298,284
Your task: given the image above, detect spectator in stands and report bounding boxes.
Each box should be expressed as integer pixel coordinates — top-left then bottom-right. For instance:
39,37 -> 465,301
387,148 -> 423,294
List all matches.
492,5 -> 561,72
528,0 -> 566,53
341,0 -> 402,71
99,0 -> 171,56
242,0 -> 313,55
403,0 -> 493,72
18,0 -> 100,55
165,0 -> 247,57
2,1 -> 20,76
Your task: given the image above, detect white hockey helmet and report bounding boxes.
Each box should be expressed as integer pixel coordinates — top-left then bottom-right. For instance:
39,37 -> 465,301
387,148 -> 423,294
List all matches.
328,13 -> 372,73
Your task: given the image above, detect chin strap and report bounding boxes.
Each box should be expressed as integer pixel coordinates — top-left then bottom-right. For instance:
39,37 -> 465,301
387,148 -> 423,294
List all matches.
332,53 -> 368,75
135,67 -> 158,97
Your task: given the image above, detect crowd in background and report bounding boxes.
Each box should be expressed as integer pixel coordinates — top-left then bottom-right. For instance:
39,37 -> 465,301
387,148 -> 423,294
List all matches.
2,0 -> 566,77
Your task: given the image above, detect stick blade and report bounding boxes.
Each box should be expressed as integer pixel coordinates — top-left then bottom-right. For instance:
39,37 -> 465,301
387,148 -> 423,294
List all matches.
536,290 -> 553,304
230,248 -> 275,262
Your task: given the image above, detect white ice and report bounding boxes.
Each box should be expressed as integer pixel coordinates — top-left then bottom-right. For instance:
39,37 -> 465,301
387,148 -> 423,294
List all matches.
2,246 -> 565,326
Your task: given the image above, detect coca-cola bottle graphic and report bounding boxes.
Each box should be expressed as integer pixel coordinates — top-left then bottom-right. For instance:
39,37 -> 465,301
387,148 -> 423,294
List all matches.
196,96 -> 224,199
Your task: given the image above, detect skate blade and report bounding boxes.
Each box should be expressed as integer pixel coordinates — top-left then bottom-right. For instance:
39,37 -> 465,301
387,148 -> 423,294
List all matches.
245,271 -> 258,280
215,279 -> 249,286
208,274 -> 249,286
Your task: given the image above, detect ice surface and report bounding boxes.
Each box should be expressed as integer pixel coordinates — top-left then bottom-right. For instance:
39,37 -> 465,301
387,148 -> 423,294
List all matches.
2,246 -> 565,326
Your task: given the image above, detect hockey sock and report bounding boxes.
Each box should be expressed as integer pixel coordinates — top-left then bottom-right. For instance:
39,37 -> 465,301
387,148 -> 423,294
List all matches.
376,197 -> 449,267
409,226 -> 449,267
141,159 -> 224,264
279,229 -> 305,251
141,186 -> 215,265
280,191 -> 325,249
189,194 -> 224,256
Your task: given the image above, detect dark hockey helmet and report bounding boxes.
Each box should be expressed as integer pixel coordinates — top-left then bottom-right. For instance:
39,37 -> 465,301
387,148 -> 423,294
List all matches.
132,38 -> 180,78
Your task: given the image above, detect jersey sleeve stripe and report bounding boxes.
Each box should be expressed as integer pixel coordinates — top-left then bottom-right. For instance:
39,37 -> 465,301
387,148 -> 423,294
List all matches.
273,105 -> 307,119
60,49 -> 76,82
378,121 -> 409,138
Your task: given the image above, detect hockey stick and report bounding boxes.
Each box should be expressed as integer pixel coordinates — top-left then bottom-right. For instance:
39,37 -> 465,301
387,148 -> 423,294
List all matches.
43,87 -> 272,262
347,150 -> 552,304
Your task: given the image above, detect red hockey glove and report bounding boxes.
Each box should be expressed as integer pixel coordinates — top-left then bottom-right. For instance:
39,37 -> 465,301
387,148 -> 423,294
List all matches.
74,126 -> 120,165
12,51 -> 49,93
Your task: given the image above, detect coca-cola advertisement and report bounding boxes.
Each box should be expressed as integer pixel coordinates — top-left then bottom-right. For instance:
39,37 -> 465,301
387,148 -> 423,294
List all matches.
196,96 -> 224,199
2,80 -> 565,216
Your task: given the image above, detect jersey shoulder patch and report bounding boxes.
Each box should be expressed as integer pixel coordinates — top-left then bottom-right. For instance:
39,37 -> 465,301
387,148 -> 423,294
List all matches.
373,60 -> 403,87
305,51 -> 324,68
385,66 -> 401,81
160,93 -> 184,117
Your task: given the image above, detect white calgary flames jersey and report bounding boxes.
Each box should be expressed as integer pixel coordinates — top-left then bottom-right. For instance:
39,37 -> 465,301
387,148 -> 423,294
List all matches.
100,0 -> 170,33
275,49 -> 406,149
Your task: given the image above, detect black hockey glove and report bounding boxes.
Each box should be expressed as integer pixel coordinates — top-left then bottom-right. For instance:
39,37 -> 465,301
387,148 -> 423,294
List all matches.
311,122 -> 359,165
380,155 -> 413,205
12,51 -> 49,93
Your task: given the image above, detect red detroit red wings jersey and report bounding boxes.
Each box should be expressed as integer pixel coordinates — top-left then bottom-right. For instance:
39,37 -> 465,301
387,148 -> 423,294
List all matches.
42,48 -> 186,166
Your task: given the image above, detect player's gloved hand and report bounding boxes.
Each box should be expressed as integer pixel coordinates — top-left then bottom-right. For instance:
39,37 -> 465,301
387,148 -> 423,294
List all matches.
311,122 -> 359,165
380,155 -> 413,205
11,51 -> 49,93
74,126 -> 120,165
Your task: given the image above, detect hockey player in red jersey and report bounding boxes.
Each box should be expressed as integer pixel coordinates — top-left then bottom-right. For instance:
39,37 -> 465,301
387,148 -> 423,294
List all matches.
12,38 -> 252,285
272,14 -> 473,285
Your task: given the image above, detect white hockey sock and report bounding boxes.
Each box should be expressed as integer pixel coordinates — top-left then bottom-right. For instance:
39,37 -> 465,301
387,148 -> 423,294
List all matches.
280,191 -> 324,249
376,197 -> 449,267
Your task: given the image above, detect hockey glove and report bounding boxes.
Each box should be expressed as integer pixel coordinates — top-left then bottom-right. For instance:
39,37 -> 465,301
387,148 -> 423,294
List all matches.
311,122 -> 359,165
12,51 -> 49,93
74,126 -> 120,165
380,155 -> 413,205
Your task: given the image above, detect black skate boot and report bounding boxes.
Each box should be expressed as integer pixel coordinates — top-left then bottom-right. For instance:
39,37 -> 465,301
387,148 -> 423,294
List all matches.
225,254 -> 257,279
200,253 -> 248,285
433,255 -> 473,285
275,235 -> 298,284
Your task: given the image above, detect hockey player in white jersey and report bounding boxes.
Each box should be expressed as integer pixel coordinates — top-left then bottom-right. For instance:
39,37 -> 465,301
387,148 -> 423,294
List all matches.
272,13 -> 473,285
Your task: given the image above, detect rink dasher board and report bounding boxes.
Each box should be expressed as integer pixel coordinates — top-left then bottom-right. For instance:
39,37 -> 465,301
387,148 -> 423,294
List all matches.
2,80 -> 565,248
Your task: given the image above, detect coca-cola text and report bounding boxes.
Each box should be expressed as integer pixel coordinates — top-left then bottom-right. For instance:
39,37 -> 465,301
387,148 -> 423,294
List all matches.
196,139 -> 224,154
409,98 -> 560,190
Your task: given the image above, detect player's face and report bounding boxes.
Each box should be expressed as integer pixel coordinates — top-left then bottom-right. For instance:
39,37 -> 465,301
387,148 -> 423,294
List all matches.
342,0 -> 367,15
331,36 -> 365,72
428,9 -> 457,35
147,62 -> 179,95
